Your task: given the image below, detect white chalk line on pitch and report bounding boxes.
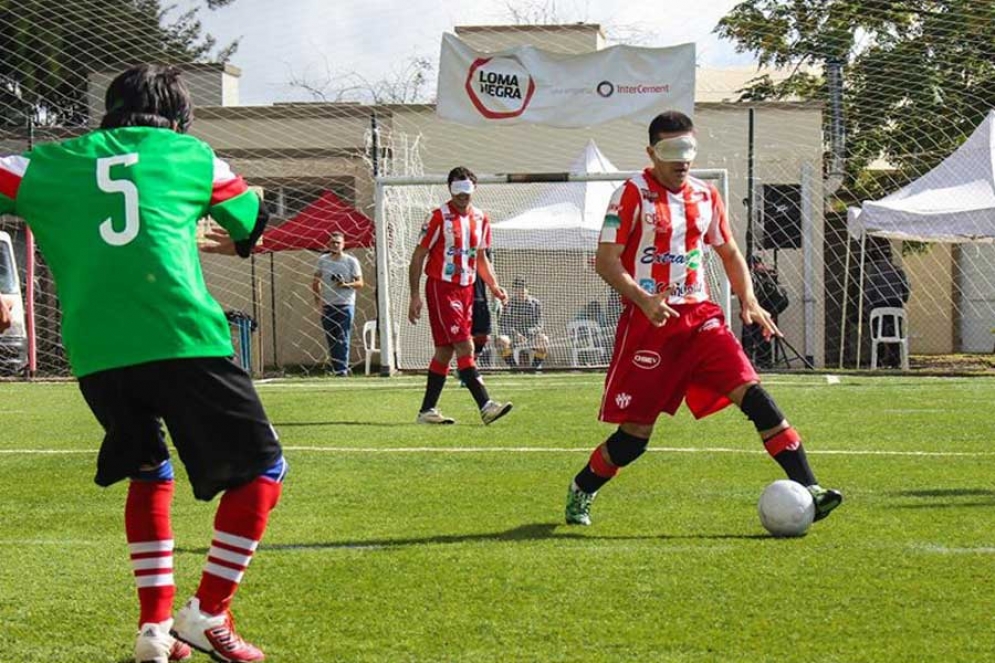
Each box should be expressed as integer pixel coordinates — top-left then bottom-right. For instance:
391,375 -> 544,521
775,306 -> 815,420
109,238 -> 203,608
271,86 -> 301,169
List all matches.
4,446 -> 993,458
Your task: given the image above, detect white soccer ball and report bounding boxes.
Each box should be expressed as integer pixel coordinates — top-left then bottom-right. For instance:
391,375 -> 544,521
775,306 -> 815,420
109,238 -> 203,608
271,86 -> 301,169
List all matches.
757,479 -> 815,538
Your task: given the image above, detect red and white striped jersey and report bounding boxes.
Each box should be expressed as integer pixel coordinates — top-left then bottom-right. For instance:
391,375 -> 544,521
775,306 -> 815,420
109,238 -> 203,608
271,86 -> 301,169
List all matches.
599,168 -> 731,306
418,202 -> 491,286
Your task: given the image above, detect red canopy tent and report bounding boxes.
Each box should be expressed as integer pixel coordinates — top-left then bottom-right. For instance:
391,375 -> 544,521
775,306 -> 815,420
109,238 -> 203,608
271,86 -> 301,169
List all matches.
255,190 -> 374,253
247,191 -> 374,368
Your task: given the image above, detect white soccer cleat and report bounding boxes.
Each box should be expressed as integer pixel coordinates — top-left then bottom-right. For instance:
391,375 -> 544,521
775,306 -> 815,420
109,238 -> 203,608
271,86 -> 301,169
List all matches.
416,408 -> 456,424
171,597 -> 265,662
480,400 -> 513,425
134,619 -> 192,663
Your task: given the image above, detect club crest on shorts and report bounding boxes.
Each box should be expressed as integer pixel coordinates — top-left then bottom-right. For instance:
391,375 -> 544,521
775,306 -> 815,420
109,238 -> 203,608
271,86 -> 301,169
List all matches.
449,300 -> 464,311
450,325 -> 460,334
614,392 -> 632,409
632,350 -> 661,369
698,318 -> 721,332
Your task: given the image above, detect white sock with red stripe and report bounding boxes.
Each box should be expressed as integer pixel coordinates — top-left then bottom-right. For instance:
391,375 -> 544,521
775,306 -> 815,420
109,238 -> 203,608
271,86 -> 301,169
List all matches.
195,476 -> 282,616
125,480 -> 176,626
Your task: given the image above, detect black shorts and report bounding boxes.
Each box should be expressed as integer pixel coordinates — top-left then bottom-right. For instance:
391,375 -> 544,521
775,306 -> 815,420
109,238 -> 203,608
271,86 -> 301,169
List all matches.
471,298 -> 492,337
79,357 -> 283,501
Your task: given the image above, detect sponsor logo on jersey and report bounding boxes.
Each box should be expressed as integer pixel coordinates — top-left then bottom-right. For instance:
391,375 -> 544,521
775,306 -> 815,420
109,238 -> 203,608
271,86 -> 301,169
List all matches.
667,282 -> 704,298
632,350 -> 661,369
640,246 -> 701,266
614,392 -> 632,409
639,278 -> 656,292
643,211 -> 658,225
446,246 -> 478,257
686,248 -> 702,270
640,188 -> 659,203
603,213 -> 621,229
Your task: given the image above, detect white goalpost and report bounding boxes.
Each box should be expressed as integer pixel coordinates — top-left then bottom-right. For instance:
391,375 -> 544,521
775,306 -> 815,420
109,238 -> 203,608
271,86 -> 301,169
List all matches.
374,169 -> 732,375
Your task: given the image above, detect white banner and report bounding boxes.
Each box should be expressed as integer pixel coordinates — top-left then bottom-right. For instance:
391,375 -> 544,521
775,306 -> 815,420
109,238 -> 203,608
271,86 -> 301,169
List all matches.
436,33 -> 695,127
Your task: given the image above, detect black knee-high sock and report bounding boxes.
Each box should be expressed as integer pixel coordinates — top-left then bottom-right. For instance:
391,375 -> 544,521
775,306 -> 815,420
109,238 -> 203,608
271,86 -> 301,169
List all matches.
773,446 -> 817,486
420,368 -> 447,413
764,428 -> 817,485
458,366 -> 490,409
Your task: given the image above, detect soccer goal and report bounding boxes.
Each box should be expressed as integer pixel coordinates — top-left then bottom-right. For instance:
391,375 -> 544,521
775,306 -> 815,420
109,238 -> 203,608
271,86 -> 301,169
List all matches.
374,169 -> 731,374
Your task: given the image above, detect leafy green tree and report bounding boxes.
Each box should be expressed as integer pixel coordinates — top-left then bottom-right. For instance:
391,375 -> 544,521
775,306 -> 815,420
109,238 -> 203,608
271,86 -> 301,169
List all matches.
717,0 -> 995,194
0,0 -> 238,127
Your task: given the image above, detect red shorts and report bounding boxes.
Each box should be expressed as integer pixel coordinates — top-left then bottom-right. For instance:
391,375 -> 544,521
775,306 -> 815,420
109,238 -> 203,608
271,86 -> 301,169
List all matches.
426,277 -> 475,347
599,301 -> 758,425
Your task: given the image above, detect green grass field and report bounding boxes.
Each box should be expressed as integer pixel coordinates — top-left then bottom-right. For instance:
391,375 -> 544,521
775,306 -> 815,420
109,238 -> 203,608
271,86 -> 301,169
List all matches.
2,373 -> 994,662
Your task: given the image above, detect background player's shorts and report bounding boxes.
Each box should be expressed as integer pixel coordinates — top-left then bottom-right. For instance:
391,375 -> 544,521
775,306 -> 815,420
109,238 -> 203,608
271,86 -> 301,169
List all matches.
471,298 -> 492,337
599,301 -> 758,425
426,277 -> 474,346
79,357 -> 283,501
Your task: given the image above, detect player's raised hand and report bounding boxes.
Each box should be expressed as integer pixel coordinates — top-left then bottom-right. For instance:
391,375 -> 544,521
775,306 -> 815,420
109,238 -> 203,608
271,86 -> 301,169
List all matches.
198,227 -> 238,255
740,297 -> 782,340
408,295 -> 422,324
638,291 -> 680,327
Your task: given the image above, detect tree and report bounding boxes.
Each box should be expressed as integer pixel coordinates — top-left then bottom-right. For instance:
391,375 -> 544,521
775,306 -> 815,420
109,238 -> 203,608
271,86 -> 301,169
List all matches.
0,0 -> 238,127
288,55 -> 435,105
717,0 -> 995,195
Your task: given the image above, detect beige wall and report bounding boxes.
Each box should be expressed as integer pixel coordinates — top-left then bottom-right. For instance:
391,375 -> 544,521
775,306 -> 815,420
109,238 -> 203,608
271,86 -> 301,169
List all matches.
903,244 -> 955,354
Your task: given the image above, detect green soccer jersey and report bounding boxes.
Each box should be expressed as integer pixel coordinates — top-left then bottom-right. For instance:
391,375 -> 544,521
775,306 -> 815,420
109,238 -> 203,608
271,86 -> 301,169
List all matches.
0,127 -> 262,377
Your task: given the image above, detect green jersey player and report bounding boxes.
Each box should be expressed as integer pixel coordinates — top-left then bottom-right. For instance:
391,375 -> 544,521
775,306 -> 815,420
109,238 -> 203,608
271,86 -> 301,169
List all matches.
0,64 -> 282,663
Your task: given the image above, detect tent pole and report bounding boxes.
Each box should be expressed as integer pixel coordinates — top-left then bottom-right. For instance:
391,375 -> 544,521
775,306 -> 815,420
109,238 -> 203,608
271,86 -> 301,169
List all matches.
856,231 -> 868,368
839,229 -> 852,368
269,252 -> 278,370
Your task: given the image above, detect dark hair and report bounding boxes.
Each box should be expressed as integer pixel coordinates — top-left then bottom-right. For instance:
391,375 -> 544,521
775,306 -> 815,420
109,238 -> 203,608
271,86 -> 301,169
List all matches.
648,111 -> 694,145
101,64 -> 193,133
512,277 -> 526,288
447,166 -> 477,186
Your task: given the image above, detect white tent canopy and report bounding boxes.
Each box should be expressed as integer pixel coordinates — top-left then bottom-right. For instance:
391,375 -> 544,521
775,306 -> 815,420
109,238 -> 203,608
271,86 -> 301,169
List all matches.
847,109 -> 995,243
843,109 -> 995,365
490,139 -> 625,250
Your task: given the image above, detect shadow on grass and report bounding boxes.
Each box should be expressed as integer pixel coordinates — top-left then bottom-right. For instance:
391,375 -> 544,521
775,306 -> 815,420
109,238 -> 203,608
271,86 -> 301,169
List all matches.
178,522 -> 767,555
272,420 -> 406,427
888,487 -> 995,509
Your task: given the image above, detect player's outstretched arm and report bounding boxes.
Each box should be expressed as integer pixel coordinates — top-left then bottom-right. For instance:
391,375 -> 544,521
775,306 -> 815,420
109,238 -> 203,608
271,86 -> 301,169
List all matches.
714,240 -> 781,339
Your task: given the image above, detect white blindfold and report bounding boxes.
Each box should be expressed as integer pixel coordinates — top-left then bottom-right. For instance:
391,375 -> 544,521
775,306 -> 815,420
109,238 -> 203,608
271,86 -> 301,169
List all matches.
652,134 -> 698,162
450,179 -> 476,195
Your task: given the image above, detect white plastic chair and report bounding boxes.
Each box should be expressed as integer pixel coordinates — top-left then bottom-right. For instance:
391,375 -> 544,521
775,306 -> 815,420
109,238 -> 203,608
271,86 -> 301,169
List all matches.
869,307 -> 909,370
566,319 -> 606,367
362,319 -> 380,376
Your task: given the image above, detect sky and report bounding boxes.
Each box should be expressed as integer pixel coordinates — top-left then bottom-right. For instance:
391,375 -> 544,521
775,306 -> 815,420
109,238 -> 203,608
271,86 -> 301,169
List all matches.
172,0 -> 754,106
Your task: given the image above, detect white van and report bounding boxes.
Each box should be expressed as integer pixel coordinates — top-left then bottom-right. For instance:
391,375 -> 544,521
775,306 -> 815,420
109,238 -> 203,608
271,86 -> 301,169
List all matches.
0,231 -> 27,374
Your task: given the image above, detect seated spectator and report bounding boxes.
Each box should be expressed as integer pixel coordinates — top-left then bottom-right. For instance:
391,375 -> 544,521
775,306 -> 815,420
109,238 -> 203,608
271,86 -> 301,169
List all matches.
863,242 -> 910,368
495,277 -> 549,370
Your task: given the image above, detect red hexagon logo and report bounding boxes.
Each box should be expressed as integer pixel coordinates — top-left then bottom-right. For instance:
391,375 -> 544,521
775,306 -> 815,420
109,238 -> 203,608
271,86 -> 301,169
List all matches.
464,56 -> 536,120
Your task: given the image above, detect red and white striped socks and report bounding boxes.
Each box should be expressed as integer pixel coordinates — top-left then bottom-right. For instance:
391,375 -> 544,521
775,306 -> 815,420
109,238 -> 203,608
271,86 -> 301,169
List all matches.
125,479 -> 176,626
195,476 -> 283,616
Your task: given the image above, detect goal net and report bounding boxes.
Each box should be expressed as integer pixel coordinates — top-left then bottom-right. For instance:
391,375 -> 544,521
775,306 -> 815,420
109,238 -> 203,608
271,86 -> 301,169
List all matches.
375,170 -> 730,373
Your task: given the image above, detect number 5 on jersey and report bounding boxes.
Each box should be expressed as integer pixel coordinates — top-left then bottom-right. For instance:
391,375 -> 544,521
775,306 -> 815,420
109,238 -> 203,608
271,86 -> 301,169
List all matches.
97,153 -> 140,246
